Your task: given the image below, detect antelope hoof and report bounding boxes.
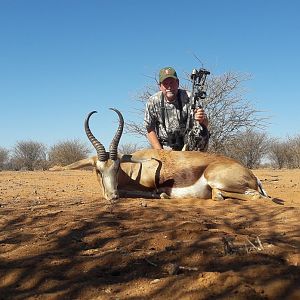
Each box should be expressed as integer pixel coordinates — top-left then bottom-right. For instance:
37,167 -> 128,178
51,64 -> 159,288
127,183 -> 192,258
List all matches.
212,191 -> 225,201
160,192 -> 171,199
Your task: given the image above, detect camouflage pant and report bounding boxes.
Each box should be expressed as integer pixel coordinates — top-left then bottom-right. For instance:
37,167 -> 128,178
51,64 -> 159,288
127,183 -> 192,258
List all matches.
184,125 -> 210,151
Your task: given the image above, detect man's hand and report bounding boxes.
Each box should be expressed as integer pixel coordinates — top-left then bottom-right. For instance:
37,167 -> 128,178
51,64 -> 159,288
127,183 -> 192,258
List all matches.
194,108 -> 208,127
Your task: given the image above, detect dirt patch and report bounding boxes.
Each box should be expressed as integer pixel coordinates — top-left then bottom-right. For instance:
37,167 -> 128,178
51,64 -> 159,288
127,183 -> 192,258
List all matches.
0,169 -> 300,299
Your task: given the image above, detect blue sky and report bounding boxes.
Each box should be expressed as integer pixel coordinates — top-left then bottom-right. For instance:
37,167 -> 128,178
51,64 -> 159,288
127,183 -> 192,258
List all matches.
1,0 -> 299,151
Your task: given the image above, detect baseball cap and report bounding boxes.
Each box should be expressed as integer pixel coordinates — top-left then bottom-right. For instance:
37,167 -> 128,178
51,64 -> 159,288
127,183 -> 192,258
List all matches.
159,67 -> 178,83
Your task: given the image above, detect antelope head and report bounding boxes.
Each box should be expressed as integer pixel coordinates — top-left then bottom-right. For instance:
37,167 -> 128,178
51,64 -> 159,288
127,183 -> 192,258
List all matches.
85,108 -> 124,201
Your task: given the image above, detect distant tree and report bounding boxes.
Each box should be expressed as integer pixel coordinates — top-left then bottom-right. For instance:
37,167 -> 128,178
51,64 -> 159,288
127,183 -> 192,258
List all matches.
126,71 -> 268,153
268,135 -> 300,169
224,129 -> 270,168
118,142 -> 143,154
268,140 -> 289,169
202,72 -> 268,153
48,139 -> 91,166
0,147 -> 9,170
287,135 -> 300,168
11,140 -> 47,171
125,84 -> 157,138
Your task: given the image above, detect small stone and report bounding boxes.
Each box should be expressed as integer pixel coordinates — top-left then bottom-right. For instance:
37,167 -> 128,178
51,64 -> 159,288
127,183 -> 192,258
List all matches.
150,279 -> 161,284
165,263 -> 179,275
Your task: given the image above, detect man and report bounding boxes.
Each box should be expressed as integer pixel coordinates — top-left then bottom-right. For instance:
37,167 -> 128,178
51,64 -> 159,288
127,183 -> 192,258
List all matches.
144,66 -> 209,151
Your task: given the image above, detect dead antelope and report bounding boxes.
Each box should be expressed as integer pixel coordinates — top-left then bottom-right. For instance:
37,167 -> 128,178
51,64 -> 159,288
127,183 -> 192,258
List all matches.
50,108 -> 268,201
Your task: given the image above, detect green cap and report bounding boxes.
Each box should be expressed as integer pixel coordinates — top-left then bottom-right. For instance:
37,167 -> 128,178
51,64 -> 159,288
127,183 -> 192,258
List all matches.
159,67 -> 178,83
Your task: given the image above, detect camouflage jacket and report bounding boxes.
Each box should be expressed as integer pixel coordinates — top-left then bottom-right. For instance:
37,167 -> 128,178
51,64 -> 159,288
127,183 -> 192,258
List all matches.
144,89 -> 191,142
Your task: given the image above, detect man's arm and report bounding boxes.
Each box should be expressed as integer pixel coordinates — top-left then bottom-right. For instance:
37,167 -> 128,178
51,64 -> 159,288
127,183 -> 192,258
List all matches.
144,98 -> 163,150
147,129 -> 163,150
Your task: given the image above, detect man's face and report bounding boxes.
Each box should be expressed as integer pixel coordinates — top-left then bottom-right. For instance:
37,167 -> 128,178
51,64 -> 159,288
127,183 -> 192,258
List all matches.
160,77 -> 179,102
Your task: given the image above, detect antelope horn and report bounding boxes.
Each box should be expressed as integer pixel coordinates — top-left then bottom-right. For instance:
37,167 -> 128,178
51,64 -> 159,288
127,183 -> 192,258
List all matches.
109,108 -> 124,161
84,111 -> 108,161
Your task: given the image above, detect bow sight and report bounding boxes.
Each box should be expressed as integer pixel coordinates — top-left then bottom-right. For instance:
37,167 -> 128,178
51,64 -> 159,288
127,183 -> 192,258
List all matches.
190,68 -> 210,104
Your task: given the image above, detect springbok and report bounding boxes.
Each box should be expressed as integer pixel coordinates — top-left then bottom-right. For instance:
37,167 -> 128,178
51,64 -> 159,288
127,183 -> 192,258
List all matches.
50,108 -> 268,201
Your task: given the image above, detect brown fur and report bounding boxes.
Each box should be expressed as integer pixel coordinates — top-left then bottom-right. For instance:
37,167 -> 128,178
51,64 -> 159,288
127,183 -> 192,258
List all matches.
50,149 -> 266,200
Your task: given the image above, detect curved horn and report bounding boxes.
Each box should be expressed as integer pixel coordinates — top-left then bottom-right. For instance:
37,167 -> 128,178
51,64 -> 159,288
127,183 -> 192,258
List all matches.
109,108 -> 124,160
84,111 -> 108,161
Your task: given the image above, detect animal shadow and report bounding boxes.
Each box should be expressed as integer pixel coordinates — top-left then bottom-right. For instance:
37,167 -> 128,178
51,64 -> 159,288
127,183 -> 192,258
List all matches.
271,197 -> 285,205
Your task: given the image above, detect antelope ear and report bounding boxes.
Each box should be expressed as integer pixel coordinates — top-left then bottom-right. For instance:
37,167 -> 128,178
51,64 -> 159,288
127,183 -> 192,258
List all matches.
119,154 -> 153,163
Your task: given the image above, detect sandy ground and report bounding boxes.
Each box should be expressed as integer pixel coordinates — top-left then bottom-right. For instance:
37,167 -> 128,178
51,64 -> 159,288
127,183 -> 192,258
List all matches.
0,168 -> 300,300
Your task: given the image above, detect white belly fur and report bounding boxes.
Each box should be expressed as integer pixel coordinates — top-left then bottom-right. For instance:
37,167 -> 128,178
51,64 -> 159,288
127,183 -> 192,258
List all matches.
168,174 -> 211,199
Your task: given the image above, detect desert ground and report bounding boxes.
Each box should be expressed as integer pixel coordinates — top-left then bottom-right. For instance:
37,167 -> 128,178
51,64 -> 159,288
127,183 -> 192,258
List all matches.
0,168 -> 299,300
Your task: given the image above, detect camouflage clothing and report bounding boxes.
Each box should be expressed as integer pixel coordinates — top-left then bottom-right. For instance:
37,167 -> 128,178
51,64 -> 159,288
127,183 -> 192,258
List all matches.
144,89 -> 191,149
